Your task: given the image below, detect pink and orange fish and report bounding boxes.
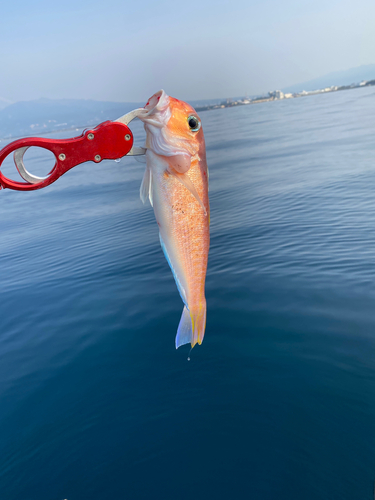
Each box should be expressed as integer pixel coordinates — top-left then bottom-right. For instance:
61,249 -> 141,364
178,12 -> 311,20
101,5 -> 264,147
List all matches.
137,90 -> 209,349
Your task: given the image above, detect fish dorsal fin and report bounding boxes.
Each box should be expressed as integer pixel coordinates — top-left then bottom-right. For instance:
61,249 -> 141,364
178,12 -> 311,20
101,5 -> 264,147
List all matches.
159,234 -> 188,307
168,170 -> 207,216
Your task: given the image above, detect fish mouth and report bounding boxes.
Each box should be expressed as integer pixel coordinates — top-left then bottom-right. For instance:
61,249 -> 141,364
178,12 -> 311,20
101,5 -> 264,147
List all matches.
144,90 -> 170,115
137,90 -> 171,133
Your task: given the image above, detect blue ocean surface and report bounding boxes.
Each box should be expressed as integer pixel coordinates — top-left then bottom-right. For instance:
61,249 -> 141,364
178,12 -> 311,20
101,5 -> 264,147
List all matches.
1,87 -> 375,499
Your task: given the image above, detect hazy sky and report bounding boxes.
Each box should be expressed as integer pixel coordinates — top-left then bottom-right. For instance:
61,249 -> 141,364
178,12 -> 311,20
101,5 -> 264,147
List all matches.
1,0 -> 374,103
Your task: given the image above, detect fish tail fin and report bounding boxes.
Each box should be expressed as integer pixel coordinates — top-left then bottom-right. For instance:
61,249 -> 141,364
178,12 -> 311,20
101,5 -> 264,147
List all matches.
175,300 -> 206,349
191,299 -> 207,347
175,306 -> 192,349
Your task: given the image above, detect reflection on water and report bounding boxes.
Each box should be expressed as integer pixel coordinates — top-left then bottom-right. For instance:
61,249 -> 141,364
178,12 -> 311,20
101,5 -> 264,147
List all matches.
1,87 -> 375,499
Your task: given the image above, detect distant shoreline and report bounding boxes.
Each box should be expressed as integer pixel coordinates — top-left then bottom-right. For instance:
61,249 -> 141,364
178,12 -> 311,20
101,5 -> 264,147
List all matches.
1,80 -> 374,143
195,79 -> 375,113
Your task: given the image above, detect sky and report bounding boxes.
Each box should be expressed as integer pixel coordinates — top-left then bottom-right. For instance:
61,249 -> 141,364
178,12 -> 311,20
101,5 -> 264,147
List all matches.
1,0 -> 375,103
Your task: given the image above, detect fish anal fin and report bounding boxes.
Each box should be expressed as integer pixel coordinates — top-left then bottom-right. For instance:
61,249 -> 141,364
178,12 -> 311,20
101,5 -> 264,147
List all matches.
159,234 -> 188,306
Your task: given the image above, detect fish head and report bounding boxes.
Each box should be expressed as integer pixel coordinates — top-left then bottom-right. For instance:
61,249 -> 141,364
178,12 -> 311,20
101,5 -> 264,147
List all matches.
138,90 -> 204,174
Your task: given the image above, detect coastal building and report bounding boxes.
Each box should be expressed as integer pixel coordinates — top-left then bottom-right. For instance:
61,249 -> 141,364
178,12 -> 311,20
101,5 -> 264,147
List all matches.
195,78 -> 375,113
268,90 -> 284,99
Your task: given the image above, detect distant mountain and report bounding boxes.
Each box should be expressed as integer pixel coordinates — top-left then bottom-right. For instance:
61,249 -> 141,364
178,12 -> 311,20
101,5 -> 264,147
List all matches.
283,64 -> 375,94
0,98 -> 144,139
188,97 -> 224,108
0,97 -> 12,111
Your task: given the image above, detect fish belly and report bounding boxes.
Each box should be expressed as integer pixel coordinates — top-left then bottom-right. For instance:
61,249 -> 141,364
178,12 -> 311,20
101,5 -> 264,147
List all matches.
148,151 -> 209,347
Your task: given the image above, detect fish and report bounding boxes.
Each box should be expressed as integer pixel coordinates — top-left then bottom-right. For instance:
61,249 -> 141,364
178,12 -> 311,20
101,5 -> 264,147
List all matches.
137,90 -> 210,349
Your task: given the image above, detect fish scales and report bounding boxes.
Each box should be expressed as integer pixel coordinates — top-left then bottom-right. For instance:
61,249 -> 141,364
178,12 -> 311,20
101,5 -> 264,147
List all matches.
137,90 -> 210,349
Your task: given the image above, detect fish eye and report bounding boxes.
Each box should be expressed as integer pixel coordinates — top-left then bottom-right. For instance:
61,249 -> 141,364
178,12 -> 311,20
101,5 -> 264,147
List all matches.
188,115 -> 201,132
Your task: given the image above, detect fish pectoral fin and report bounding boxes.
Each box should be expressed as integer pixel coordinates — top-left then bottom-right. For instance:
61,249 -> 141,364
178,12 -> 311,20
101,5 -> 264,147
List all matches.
168,170 -> 207,216
140,166 -> 153,206
168,154 -> 191,174
176,306 -> 193,349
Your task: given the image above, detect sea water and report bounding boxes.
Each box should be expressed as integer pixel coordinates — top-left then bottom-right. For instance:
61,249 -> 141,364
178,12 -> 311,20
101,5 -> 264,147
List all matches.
1,86 -> 375,499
